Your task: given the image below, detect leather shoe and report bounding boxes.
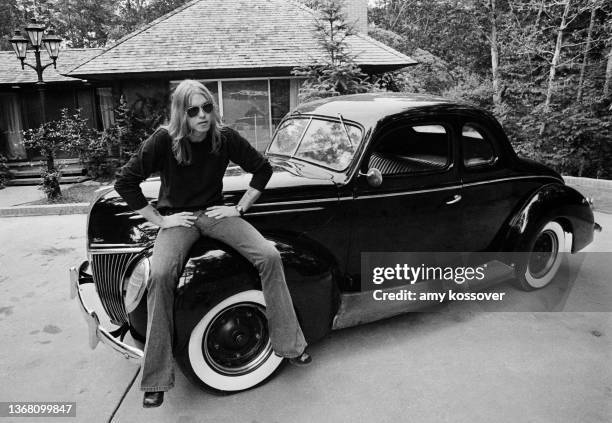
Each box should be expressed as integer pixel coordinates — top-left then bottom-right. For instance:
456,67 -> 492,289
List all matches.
288,352 -> 312,366
143,391 -> 164,408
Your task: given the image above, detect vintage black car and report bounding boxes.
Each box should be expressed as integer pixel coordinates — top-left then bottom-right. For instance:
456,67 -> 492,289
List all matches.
70,93 -> 598,393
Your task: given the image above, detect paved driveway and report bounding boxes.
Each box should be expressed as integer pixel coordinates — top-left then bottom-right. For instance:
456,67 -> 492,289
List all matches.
0,213 -> 610,423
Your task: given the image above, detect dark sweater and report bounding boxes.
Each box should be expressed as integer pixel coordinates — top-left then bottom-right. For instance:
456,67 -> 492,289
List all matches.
114,126 -> 272,212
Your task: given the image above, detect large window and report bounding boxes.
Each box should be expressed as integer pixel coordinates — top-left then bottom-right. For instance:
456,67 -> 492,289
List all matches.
222,80 -> 271,152
171,78 -> 295,152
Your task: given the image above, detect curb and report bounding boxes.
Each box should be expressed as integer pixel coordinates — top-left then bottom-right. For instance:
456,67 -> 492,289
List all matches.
0,203 -> 90,217
563,176 -> 612,189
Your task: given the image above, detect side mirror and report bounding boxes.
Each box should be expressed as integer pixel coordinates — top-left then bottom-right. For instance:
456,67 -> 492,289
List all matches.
359,168 -> 383,187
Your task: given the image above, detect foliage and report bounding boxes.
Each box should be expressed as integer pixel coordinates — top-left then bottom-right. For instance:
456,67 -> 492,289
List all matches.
0,0 -> 191,49
509,100 -> 612,178
369,0 -> 491,77
23,108 -> 99,169
39,168 -> 61,199
292,0 -> 374,102
0,155 -> 12,189
23,108 -> 100,195
369,0 -> 612,178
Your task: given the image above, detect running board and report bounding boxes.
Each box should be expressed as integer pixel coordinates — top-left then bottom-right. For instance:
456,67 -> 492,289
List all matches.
332,260 -> 515,330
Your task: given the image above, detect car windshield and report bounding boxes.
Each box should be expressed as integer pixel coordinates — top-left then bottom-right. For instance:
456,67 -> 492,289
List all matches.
267,117 -> 362,171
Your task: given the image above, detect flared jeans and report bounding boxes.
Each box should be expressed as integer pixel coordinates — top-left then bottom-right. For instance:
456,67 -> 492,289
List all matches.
140,211 -> 307,392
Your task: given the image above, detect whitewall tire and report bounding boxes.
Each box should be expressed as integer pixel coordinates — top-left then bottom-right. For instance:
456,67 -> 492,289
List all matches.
518,221 -> 568,290
187,289 -> 283,392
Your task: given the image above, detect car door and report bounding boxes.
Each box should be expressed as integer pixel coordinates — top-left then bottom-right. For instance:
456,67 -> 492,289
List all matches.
458,118 -> 542,252
344,117 -> 464,278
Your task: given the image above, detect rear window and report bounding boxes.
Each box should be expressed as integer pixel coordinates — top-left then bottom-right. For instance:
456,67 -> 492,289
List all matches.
462,124 -> 497,167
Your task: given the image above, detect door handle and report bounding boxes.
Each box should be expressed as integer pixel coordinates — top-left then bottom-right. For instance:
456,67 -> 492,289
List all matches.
445,194 -> 462,205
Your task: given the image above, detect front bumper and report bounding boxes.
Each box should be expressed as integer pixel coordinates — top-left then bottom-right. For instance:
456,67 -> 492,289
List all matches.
69,261 -> 143,361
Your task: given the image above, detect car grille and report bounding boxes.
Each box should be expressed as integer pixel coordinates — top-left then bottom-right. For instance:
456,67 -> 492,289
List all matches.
90,252 -> 140,325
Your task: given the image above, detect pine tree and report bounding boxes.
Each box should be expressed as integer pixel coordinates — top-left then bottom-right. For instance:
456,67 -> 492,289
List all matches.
292,0 -> 372,102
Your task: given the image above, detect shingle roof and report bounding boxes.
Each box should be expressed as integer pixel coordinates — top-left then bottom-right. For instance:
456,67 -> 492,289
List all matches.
0,48 -> 102,85
68,0 -> 415,78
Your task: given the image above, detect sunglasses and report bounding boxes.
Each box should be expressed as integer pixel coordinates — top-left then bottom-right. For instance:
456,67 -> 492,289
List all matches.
186,102 -> 214,117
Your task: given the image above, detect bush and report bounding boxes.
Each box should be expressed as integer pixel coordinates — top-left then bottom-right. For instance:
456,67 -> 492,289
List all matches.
39,168 -> 62,199
24,108 -> 100,197
508,101 -> 612,178
0,155 -> 12,189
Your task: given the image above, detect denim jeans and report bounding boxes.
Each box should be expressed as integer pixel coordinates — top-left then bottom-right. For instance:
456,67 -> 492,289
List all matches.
140,211 -> 308,392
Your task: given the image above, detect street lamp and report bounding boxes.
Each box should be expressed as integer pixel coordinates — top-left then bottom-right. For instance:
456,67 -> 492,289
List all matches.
10,18 -> 63,178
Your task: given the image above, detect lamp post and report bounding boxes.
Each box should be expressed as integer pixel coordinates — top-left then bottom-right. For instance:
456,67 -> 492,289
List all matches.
10,18 -> 63,175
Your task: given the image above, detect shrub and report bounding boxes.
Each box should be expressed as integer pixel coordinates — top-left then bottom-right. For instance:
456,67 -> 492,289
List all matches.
0,155 -> 12,189
39,168 -> 62,199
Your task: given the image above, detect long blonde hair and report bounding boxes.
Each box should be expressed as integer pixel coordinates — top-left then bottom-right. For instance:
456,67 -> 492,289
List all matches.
164,79 -> 223,165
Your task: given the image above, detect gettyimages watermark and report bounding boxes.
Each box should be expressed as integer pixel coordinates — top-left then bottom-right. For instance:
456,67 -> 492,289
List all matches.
361,252 -> 611,312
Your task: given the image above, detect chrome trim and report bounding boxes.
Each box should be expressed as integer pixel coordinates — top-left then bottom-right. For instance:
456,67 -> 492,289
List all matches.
90,252 -> 140,324
463,175 -> 561,188
248,207 -> 325,216
352,175 -> 562,201
70,264 -> 143,361
89,247 -> 145,254
356,184 -> 459,200
446,194 -> 462,205
253,197 -> 338,208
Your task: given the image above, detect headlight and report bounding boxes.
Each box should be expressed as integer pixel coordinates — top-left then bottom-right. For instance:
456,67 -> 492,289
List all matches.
124,256 -> 150,313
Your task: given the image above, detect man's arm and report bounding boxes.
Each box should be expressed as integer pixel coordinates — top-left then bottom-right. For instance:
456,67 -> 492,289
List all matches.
204,186 -> 262,219
205,129 -> 272,220
137,204 -> 198,228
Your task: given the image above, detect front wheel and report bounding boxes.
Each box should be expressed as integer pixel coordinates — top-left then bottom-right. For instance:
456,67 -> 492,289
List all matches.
182,289 -> 283,393
516,221 -> 568,291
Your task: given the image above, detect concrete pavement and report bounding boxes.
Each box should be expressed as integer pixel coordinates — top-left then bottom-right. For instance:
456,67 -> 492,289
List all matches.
0,213 -> 610,423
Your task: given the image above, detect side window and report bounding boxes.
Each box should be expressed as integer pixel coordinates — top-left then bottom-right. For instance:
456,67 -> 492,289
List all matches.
462,124 -> 497,167
368,123 -> 450,176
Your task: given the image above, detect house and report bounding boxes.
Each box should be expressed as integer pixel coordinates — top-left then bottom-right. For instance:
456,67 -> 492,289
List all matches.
1,0 -> 415,165
0,48 -> 103,161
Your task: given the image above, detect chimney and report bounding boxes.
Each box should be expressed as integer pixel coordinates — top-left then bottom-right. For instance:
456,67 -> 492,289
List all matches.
344,0 -> 368,33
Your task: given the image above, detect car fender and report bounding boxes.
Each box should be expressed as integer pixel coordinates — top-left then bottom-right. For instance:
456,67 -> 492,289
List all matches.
496,183 -> 594,253
147,233 -> 341,355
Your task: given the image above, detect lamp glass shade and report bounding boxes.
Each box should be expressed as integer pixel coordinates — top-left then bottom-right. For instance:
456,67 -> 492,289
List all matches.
25,18 -> 46,47
43,31 -> 62,60
9,31 -> 29,59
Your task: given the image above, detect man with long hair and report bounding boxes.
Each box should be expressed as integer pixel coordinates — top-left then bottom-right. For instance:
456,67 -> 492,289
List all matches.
115,79 -> 310,408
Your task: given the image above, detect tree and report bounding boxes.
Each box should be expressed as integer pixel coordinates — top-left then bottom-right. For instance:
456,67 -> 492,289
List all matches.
23,108 -> 99,199
292,0 -> 373,101
543,0 -> 573,113
487,0 -> 504,116
576,0 -> 599,102
368,0 -> 612,178
50,0 -> 116,48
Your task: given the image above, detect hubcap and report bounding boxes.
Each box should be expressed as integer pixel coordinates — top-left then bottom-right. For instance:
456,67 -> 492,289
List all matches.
203,302 -> 271,375
528,230 -> 559,279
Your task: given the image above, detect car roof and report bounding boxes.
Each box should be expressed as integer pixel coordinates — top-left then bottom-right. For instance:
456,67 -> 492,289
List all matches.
290,93 -> 470,128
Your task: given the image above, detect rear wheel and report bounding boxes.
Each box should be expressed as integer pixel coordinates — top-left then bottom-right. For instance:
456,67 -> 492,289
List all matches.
516,221 -> 567,291
181,289 -> 283,393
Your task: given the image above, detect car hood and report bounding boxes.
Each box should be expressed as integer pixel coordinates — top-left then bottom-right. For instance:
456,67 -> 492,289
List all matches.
88,158 -> 339,247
